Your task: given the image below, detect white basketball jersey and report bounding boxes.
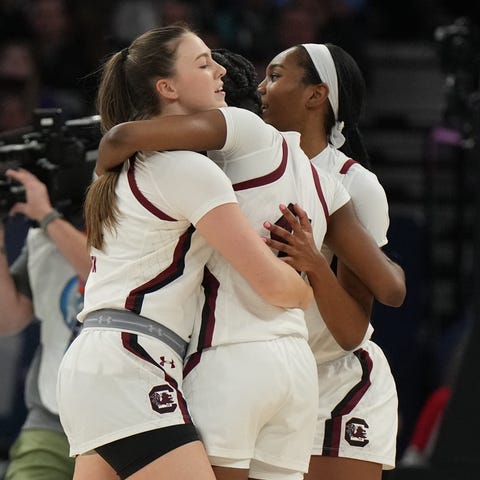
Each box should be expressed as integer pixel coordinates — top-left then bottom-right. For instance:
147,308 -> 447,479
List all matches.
308,145 -> 390,364
185,107 -> 349,364
78,149 -> 237,343
313,145 -> 389,253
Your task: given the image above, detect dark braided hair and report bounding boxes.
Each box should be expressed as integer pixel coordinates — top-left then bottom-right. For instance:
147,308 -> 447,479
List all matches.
212,48 -> 262,116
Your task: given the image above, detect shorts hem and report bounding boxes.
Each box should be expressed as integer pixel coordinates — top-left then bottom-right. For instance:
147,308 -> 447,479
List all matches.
206,447 -> 254,463
310,451 -> 395,470
207,448 -> 308,473
255,451 -> 309,473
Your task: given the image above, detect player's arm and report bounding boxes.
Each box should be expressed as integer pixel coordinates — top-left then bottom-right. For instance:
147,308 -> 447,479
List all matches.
334,168 -> 392,319
196,202 -> 313,311
96,110 -> 228,175
324,201 -> 406,307
265,202 -> 405,349
264,203 -> 371,350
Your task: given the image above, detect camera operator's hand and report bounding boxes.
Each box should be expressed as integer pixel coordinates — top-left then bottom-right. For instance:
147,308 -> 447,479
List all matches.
5,168 -> 91,280
6,168 -> 53,222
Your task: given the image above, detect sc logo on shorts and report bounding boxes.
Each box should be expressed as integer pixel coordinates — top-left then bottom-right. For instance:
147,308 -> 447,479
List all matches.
149,385 -> 178,414
345,417 -> 369,447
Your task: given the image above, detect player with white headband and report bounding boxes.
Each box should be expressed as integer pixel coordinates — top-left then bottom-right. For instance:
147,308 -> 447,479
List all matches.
259,43 -> 399,480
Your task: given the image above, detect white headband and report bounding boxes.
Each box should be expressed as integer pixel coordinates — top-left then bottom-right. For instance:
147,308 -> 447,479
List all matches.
302,43 -> 345,148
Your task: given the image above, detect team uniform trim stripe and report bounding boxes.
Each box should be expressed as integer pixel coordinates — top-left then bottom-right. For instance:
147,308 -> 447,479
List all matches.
121,332 -> 192,423
128,158 -> 177,221
197,267 -> 219,350
339,158 -> 357,174
321,348 -> 373,456
183,266 -> 219,378
125,226 -> 195,313
232,138 -> 288,191
310,164 -> 330,221
183,351 -> 201,379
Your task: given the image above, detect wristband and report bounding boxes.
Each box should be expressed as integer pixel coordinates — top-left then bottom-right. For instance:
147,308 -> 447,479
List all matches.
39,209 -> 63,232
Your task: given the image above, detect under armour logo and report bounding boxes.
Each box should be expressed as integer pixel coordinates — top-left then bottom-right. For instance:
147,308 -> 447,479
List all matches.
159,356 -> 175,369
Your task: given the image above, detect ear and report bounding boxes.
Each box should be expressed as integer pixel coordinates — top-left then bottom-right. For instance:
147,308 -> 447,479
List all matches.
305,83 -> 329,109
155,78 -> 179,100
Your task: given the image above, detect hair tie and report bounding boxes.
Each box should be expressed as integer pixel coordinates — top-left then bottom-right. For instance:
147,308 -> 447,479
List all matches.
121,48 -> 129,61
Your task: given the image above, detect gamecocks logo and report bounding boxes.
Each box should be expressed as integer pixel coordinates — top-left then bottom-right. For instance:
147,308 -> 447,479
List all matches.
345,417 -> 369,447
149,384 -> 177,414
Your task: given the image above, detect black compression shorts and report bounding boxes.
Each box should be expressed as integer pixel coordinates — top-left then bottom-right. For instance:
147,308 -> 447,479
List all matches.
95,423 -> 199,479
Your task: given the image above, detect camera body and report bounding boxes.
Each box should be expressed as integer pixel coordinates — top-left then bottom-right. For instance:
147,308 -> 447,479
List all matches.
0,109 -> 101,218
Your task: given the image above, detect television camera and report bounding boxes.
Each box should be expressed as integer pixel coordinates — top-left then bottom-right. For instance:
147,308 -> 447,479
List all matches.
0,109 -> 101,219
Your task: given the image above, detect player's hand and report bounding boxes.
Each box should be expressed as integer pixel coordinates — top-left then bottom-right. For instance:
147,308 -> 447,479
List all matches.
263,203 -> 323,273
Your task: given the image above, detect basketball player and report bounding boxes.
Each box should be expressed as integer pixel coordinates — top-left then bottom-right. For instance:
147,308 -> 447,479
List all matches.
56,26 -> 312,480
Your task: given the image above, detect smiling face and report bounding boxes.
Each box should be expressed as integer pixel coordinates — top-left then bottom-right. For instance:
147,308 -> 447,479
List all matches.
161,32 -> 227,115
258,47 -> 312,133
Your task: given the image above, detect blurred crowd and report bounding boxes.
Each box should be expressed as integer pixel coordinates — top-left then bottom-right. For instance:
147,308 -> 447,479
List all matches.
0,0 -> 475,133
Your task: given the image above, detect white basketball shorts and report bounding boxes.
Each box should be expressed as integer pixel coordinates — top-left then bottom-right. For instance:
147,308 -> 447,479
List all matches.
183,335 -> 319,480
57,327 -> 192,456
312,340 -> 398,469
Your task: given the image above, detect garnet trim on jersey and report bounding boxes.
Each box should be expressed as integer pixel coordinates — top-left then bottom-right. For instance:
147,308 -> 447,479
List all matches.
309,164 -> 330,221
339,158 -> 358,174
232,137 -> 288,191
124,225 -> 195,313
183,266 -> 219,378
124,158 -> 196,313
128,158 -> 177,221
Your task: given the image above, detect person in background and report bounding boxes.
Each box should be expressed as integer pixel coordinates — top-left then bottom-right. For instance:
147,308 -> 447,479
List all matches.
0,168 -> 89,480
0,86 -> 33,132
24,0 -> 94,117
0,38 -> 38,133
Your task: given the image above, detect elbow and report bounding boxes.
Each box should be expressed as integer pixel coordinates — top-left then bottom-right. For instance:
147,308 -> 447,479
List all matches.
378,280 -> 406,307
329,316 -> 370,351
260,278 -> 313,311
97,123 -> 135,174
391,283 -> 407,307
102,123 -> 135,153
104,123 -> 129,149
338,335 -> 364,352
297,284 -> 314,310
103,123 -> 128,146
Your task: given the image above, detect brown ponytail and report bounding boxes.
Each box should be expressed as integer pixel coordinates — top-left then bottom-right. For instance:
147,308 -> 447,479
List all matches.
86,24 -> 192,250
